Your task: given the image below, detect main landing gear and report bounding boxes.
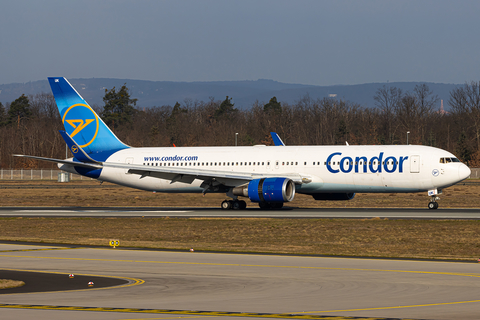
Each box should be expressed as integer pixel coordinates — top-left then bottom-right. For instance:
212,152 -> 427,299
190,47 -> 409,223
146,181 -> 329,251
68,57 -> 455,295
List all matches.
220,200 -> 284,210
258,202 -> 283,209
221,200 -> 247,210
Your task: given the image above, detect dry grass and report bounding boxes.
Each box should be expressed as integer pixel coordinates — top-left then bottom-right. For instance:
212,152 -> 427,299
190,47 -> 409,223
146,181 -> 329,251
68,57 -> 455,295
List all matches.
0,279 -> 25,289
1,217 -> 480,260
1,181 -> 479,260
0,180 -> 477,208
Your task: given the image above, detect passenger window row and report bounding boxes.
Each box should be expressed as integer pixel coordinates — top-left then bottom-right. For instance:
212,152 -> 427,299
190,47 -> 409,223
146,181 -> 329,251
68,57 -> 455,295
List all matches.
141,160 -> 400,167
324,161 -> 399,165
141,161 -> 304,167
143,162 -> 268,167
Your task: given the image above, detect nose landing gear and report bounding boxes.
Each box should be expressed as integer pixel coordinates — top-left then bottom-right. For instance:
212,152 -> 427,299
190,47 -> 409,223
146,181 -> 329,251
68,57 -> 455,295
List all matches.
427,189 -> 442,209
428,198 -> 439,210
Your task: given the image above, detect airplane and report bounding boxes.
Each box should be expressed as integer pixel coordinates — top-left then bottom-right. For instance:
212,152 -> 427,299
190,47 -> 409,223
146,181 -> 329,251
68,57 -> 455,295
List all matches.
14,77 -> 471,210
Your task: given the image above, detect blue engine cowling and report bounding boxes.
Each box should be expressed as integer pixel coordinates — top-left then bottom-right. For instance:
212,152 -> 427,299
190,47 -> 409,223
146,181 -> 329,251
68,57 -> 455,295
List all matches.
311,193 -> 355,201
247,178 -> 295,203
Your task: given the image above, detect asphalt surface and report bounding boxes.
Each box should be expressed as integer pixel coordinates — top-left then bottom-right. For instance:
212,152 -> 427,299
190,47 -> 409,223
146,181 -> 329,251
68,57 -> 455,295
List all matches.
1,206 -> 480,219
0,270 -> 128,294
1,243 -> 480,320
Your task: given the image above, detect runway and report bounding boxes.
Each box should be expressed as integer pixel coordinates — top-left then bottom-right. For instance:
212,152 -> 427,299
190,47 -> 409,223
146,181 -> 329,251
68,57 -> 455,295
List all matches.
1,206 -> 480,219
1,243 -> 480,320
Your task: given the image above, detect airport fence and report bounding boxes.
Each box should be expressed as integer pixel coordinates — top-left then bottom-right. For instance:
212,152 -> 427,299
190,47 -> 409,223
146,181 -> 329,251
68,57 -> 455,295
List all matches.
0,169 -> 90,181
470,168 -> 480,179
0,168 -> 479,181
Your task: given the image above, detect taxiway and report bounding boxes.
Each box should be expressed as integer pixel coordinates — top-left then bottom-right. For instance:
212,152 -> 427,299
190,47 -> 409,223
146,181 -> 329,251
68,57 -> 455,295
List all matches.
1,243 -> 480,320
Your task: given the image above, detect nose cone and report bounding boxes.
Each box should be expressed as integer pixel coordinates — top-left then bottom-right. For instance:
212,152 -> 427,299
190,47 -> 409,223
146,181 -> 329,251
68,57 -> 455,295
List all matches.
458,165 -> 471,181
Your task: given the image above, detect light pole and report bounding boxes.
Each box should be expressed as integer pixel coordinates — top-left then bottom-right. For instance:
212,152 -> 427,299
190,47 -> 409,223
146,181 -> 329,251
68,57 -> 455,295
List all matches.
235,133 -> 238,146
407,131 -> 410,145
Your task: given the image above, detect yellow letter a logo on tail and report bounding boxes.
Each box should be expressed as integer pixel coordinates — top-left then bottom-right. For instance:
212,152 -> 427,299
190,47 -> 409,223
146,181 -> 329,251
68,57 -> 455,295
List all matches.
66,119 -> 95,138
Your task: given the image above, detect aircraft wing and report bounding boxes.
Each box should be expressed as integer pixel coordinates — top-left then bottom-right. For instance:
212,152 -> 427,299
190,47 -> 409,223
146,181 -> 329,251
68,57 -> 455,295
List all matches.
102,162 -> 311,187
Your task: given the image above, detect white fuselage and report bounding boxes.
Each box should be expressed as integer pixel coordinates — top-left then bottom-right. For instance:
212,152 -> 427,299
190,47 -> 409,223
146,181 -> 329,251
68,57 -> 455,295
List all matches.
62,144 -> 470,195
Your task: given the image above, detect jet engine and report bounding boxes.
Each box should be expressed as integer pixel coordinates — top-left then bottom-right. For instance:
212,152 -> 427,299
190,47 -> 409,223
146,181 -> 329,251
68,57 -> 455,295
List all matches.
232,177 -> 295,203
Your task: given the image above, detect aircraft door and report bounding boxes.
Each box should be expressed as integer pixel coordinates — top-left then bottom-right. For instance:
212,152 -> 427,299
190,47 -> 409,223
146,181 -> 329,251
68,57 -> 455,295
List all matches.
410,155 -> 420,173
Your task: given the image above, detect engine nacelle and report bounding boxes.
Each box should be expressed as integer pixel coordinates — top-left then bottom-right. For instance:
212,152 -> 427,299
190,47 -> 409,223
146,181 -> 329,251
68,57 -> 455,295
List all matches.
311,193 -> 356,201
233,178 -> 295,203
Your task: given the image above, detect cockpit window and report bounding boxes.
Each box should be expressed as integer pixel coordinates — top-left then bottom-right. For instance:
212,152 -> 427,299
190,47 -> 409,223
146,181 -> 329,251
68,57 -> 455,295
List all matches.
440,157 -> 461,163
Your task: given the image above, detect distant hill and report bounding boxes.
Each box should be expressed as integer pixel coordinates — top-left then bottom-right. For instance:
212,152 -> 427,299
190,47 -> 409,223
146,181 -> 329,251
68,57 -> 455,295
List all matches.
0,78 -> 461,111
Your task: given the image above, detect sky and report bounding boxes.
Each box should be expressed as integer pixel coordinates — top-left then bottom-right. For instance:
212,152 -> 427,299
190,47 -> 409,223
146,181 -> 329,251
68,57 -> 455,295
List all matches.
1,0 -> 479,86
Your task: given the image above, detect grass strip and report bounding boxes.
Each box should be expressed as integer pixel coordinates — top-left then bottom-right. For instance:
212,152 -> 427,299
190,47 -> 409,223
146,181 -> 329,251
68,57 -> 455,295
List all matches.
0,180 -> 478,208
1,217 -> 480,260
0,280 -> 25,289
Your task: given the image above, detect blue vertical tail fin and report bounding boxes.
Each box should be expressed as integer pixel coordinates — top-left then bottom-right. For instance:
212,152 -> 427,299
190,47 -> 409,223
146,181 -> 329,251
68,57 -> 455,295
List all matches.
270,132 -> 286,146
48,77 -> 129,160
59,130 -> 101,164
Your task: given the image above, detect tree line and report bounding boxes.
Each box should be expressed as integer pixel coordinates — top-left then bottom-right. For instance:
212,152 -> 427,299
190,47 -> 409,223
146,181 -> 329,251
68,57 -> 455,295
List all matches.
2,82 -> 480,169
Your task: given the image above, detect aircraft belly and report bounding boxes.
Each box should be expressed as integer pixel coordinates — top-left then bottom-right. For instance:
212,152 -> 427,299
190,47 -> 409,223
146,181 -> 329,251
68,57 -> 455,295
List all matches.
352,173 -> 383,191
99,167 -> 203,192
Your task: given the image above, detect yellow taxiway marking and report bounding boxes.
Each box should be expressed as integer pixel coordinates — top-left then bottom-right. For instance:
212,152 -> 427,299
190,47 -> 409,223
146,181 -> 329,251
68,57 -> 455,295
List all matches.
0,304 -> 416,319
2,253 -> 480,314
1,252 -> 479,279
297,299 -> 480,314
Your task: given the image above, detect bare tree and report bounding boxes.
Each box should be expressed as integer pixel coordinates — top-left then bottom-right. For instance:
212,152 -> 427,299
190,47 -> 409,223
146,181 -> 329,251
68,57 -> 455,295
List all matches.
374,86 -> 402,144
449,81 -> 480,151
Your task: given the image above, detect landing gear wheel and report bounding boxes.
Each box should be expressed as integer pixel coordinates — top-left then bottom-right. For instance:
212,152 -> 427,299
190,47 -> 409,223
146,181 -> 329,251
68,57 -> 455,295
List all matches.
427,192 -> 441,210
221,200 -> 232,210
222,200 -> 246,210
259,202 -> 269,209
232,201 -> 241,210
238,200 -> 247,210
258,202 -> 284,209
428,201 -> 438,210
271,203 -> 284,209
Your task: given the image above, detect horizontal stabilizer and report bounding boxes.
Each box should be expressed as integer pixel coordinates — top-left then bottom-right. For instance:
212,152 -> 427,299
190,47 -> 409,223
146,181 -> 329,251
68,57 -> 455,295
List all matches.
13,154 -> 102,169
